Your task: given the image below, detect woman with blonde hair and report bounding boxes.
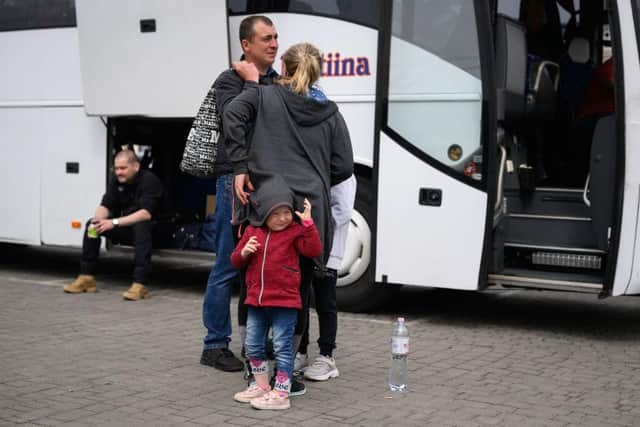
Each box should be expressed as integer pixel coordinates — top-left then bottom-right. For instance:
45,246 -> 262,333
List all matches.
223,42 -> 353,409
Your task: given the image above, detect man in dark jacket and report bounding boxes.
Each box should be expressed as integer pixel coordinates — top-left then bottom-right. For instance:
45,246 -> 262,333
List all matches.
199,15 -> 278,372
63,150 -> 163,301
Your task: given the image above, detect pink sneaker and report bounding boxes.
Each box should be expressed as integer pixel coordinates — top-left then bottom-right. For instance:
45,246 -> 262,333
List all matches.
233,384 -> 269,403
250,390 -> 291,410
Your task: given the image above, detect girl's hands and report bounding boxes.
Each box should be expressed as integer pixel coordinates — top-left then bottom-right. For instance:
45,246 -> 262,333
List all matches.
241,236 -> 260,258
295,198 -> 312,221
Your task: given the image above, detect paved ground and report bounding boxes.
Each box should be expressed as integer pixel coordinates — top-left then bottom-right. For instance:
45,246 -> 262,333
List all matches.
2,245 -> 640,426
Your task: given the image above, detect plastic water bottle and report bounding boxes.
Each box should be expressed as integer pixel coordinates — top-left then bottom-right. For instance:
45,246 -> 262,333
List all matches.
388,317 -> 409,392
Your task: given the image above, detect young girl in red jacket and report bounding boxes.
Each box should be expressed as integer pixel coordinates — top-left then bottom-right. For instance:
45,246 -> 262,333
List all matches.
230,176 -> 322,410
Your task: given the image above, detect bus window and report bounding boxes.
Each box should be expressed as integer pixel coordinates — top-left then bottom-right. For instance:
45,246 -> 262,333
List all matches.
497,0 -> 520,21
0,0 -> 76,32
498,0 -> 579,27
227,0 -> 380,29
386,0 -> 483,175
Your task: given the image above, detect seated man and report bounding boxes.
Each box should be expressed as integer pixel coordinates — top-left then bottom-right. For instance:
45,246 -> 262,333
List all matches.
64,149 -> 164,300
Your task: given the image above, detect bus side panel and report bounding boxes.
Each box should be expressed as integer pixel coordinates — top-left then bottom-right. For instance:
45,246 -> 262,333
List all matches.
334,102 -> 375,168
376,134 -> 486,290
612,2 -> 640,295
0,27 -> 84,245
0,109 -> 41,245
40,109 -> 105,247
0,28 -> 83,102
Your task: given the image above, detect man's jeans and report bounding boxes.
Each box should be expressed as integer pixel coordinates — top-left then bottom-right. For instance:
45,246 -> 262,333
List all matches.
80,219 -> 153,284
202,174 -> 239,350
245,306 -> 297,393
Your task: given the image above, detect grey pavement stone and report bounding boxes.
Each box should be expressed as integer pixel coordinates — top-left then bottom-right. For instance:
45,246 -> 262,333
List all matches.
3,249 -> 640,426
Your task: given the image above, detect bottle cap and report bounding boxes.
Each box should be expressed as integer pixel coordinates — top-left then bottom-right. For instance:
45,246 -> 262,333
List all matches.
397,317 -> 405,323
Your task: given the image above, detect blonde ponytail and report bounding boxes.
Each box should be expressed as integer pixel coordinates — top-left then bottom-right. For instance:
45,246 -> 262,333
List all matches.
278,43 -> 322,95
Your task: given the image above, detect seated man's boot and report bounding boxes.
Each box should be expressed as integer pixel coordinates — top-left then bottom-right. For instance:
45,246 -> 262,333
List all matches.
123,282 -> 149,301
63,275 -> 97,293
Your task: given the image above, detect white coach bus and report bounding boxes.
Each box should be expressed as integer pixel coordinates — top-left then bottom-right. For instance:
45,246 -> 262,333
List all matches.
1,0 -> 640,311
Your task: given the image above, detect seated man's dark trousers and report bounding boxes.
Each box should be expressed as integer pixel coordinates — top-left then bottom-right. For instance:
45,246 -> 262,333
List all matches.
79,219 -> 153,284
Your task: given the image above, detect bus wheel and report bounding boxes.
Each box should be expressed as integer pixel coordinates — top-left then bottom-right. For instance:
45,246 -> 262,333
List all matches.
336,173 -> 389,312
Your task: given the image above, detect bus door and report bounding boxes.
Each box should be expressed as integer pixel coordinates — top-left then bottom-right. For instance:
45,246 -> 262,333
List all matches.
610,0 -> 640,296
373,0 -> 496,290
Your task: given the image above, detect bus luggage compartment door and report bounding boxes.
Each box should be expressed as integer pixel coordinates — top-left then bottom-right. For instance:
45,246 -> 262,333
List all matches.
75,0 -> 229,118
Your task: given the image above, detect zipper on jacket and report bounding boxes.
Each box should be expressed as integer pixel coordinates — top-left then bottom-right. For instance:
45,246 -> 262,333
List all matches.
258,231 -> 271,305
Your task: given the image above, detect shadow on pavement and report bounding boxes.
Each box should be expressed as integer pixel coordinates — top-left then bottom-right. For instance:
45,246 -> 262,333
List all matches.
0,243 -> 214,294
3,243 -> 640,341
372,284 -> 640,341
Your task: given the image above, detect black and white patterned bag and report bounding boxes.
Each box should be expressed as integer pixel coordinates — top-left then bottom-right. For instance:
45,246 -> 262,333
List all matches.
180,85 -> 220,177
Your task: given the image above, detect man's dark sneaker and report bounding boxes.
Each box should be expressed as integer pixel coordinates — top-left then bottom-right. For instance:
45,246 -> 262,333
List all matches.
245,359 -> 254,385
200,348 -> 244,372
290,377 -> 307,396
269,374 -> 306,396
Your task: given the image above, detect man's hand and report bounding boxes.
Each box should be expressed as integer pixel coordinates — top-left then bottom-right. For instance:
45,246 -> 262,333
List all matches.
234,174 -> 255,205
241,236 -> 260,258
295,198 -> 312,222
91,218 -> 115,234
232,61 -> 259,83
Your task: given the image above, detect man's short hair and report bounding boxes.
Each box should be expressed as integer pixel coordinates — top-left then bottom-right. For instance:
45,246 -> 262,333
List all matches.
115,149 -> 139,165
239,15 -> 273,43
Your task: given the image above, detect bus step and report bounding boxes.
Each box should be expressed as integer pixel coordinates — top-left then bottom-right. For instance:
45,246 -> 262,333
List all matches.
488,272 -> 602,293
504,187 -> 591,218
505,213 -> 598,249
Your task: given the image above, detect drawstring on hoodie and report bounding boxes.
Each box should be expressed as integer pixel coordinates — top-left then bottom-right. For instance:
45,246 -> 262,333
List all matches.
258,231 -> 271,305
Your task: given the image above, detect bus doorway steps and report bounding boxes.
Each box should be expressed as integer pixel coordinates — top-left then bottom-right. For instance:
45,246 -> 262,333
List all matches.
505,213 -> 598,250
504,187 -> 591,218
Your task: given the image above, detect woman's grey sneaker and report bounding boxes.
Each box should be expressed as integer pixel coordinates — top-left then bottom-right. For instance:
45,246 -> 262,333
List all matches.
304,355 -> 340,381
200,348 -> 244,372
293,352 -> 309,374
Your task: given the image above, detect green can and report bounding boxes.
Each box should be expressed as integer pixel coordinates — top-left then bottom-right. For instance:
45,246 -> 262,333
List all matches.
87,225 -> 99,239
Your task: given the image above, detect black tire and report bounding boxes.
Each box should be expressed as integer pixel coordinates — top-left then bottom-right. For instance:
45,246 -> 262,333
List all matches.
336,172 -> 390,312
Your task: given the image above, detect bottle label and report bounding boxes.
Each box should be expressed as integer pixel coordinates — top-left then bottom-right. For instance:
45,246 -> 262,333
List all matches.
391,336 -> 409,355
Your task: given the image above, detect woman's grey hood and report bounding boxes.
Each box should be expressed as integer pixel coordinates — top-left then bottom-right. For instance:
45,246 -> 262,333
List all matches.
275,85 -> 338,126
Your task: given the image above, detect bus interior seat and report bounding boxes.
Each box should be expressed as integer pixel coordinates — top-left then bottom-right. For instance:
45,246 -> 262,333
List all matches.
558,37 -> 593,115
495,14 -> 529,191
495,14 -> 527,127
587,114 -> 616,251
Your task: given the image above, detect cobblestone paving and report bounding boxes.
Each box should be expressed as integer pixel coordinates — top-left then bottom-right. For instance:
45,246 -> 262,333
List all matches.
1,246 -> 640,426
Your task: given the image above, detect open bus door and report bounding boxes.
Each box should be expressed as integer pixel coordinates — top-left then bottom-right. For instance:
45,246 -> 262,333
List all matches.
373,0 -> 496,291
610,0 -> 640,297
485,0 -> 634,298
